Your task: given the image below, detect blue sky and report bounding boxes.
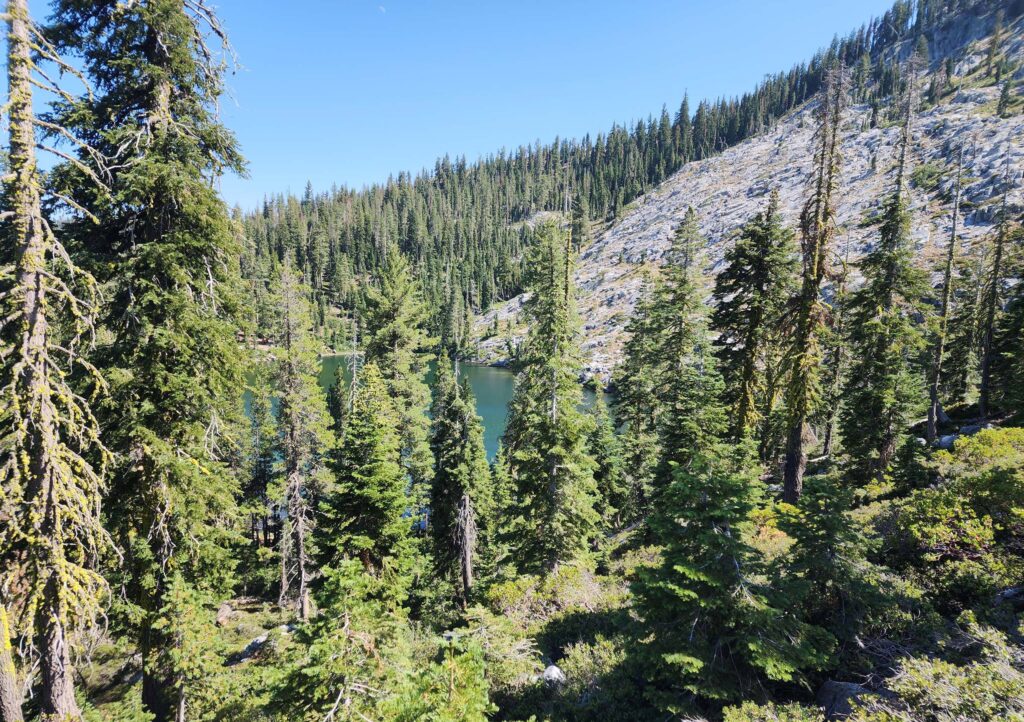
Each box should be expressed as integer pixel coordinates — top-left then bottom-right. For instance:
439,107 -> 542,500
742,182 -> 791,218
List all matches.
45,1 -> 900,209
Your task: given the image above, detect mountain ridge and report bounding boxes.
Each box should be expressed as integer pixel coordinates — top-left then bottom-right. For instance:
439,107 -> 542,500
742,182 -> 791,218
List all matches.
470,10 -> 1024,383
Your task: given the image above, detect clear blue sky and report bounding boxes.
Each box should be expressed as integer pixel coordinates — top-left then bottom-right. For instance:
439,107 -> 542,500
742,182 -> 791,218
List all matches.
201,0 -> 897,209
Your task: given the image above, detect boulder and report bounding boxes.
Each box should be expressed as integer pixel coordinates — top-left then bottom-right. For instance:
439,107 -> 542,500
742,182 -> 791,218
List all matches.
958,423 -> 993,436
996,586 -> 1024,612
542,664 -> 566,687
935,434 -> 958,450
215,602 -> 233,627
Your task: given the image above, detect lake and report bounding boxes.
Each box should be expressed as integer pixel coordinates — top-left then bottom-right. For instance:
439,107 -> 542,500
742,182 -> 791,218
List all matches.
318,355 -> 599,460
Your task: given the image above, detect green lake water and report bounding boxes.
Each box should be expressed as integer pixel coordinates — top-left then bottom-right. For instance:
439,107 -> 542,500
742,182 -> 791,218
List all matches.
318,356 -> 598,460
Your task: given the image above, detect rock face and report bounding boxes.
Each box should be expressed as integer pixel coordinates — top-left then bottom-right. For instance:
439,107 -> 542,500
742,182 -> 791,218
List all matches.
472,14 -> 1024,382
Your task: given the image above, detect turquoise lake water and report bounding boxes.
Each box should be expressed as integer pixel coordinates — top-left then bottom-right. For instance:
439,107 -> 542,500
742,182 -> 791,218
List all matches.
317,356 -> 598,460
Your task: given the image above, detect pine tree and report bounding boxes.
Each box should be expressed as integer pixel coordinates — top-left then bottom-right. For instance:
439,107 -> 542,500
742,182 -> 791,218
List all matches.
986,9 -> 1004,78
49,2 -> 249,717
586,393 -> 627,529
570,194 -> 591,252
0,2 -> 110,717
989,222 -> 1024,412
273,561 -> 415,722
502,221 -> 599,573
776,473 -> 865,648
319,363 -> 415,599
386,638 -> 495,721
783,63 -> 847,503
840,68 -> 928,484
943,252 -> 986,406
244,357 -> 278,549
612,278 -> 662,521
273,262 -> 334,620
362,245 -> 436,503
998,80 -> 1013,118
926,142 -> 967,442
633,445 -> 830,708
649,208 -> 728,492
429,358 -> 494,608
979,162 -> 1015,419
712,191 -> 798,444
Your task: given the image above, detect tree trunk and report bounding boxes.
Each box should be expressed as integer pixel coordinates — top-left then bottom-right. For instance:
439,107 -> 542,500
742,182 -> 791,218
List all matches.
0,606 -> 23,722
7,2 -> 83,718
979,165 -> 1010,420
927,143 -> 965,442
39,584 -> 79,721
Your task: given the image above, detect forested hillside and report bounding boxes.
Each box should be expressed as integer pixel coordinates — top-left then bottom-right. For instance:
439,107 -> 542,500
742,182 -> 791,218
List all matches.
1,1 -> 1024,722
240,0 -> 1024,357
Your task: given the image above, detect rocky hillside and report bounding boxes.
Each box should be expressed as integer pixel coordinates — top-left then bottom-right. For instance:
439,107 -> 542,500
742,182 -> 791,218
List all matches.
471,12 -> 1024,383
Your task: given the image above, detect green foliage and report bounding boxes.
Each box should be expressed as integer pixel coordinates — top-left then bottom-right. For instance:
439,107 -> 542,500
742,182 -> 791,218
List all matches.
270,561 -> 414,721
852,620 -> 1024,721
319,363 -> 415,599
634,447 -> 832,707
649,209 -> 729,491
910,162 -> 946,193
880,429 -> 1024,611
586,394 -> 627,528
502,222 -> 599,573
612,278 -> 663,520
363,245 -> 436,493
152,576 -> 227,722
386,639 -> 496,721
430,358 -> 495,607
841,111 -> 929,484
49,0 -> 251,712
712,190 -> 798,443
723,701 -> 825,722
272,261 -> 336,616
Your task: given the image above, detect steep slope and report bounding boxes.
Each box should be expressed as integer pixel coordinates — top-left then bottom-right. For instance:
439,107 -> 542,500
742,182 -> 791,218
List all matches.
472,15 -> 1024,382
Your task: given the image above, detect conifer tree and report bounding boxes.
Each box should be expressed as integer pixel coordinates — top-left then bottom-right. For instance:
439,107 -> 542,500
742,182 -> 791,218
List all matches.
712,191 -> 798,444
612,280 -> 662,520
0,1 -> 109,716
650,208 -> 728,492
979,163 -> 1015,419
273,262 -> 334,620
319,363 -> 415,598
783,63 -> 847,503
429,358 -> 493,608
926,142 -> 967,442
502,221 -> 599,572
49,2 -> 249,716
362,245 -> 436,501
633,445 -> 830,708
840,68 -> 929,483
586,393 -> 627,528
244,358 -> 278,548
943,253 -> 986,406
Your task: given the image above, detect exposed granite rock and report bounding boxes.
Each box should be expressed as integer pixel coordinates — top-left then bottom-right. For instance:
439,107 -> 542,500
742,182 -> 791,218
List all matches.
471,19 -> 1024,383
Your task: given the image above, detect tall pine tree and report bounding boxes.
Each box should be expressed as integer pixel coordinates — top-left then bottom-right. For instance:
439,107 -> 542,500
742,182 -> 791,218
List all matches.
840,68 -> 928,484
502,221 -> 599,573
429,358 -> 494,608
712,190 -> 798,445
50,1 -> 249,717
318,362 -> 415,601
362,245 -> 436,506
0,1 -> 110,716
273,262 -> 334,620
